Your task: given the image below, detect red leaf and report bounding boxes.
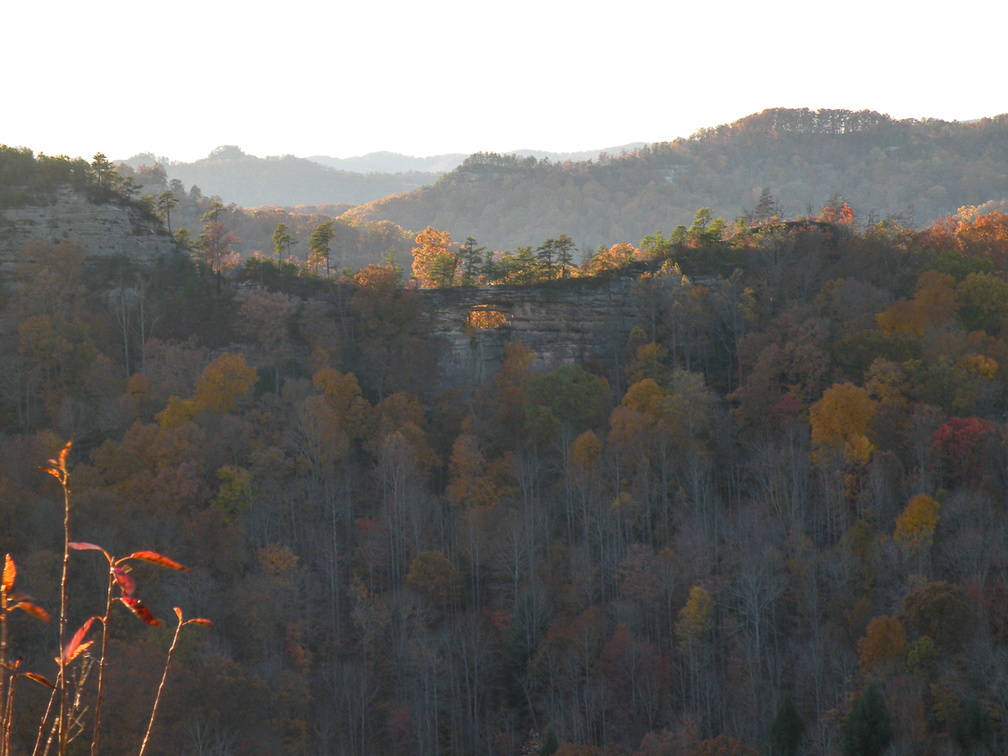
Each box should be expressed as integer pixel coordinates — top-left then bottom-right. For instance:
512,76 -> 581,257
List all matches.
119,597 -> 161,626
112,567 -> 136,597
61,617 -> 98,664
123,551 -> 190,572
24,672 -> 55,689
187,618 -> 214,627
39,466 -> 62,480
68,541 -> 104,551
68,542 -> 110,560
12,602 -> 50,623
2,554 -> 14,592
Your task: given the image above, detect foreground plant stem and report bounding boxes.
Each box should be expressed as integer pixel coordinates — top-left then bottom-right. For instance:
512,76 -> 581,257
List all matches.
138,609 -> 206,756
90,570 -> 115,756
57,473 -> 70,756
39,442 -> 72,756
31,681 -> 58,756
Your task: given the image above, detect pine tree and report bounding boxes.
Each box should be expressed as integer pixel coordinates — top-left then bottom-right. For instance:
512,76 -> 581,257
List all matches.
272,222 -> 293,262
458,236 -> 486,285
538,728 -> 559,756
952,698 -> 994,754
769,695 -> 804,756
842,683 -> 892,756
308,221 -> 335,276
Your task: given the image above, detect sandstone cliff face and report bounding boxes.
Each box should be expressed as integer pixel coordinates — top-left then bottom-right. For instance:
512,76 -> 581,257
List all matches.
0,188 -> 178,268
0,187 -> 643,390
419,277 -> 639,386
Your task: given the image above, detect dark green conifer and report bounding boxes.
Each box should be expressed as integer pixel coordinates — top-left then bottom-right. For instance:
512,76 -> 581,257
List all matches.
842,683 -> 892,756
538,728 -> 559,756
769,694 -> 804,756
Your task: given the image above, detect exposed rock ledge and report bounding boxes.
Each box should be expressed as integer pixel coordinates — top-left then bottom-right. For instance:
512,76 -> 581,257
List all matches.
419,277 -> 640,386
0,188 -> 179,269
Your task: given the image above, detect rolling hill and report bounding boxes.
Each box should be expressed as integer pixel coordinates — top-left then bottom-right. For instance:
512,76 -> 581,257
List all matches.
121,146 -> 441,208
342,108 -> 1008,254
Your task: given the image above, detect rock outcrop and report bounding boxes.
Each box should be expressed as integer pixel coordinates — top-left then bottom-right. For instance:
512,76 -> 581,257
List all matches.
0,188 -> 178,270
0,186 -> 644,389
419,276 -> 640,385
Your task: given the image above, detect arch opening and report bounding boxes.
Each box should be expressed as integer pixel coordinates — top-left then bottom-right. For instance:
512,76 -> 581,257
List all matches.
466,307 -> 508,330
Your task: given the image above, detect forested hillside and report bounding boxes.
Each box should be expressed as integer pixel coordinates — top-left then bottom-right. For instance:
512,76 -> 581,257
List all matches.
0,146 -> 419,278
346,108 -> 1008,253
5,143 -> 1008,755
120,146 -> 645,210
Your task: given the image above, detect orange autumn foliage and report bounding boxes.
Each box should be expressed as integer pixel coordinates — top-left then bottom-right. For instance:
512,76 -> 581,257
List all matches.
954,209 -> 1008,267
876,271 -> 956,337
445,433 -> 504,508
857,615 -> 906,676
411,226 -> 458,288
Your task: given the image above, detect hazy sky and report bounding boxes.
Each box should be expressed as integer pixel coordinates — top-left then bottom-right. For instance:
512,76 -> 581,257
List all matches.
5,0 -> 1006,162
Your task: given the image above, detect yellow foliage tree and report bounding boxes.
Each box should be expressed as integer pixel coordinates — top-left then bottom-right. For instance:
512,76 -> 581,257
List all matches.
153,354 -> 258,427
492,342 -> 535,434
809,382 -> 877,465
876,270 -> 956,337
893,493 -> 940,553
367,392 -> 440,473
624,342 -> 669,386
154,395 -> 198,428
191,353 -> 258,414
311,367 -> 371,440
675,586 -> 714,647
313,366 -> 361,404
619,378 -> 666,415
569,430 -> 602,480
864,358 -> 906,405
445,433 -> 500,508
957,352 -> 999,380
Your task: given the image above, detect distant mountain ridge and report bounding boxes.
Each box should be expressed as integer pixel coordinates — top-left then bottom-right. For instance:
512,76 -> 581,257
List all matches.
119,109 -> 1008,257
121,146 -> 441,208
121,144 -> 646,208
306,146 -> 647,175
306,152 -> 467,174
343,109 -> 1008,253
